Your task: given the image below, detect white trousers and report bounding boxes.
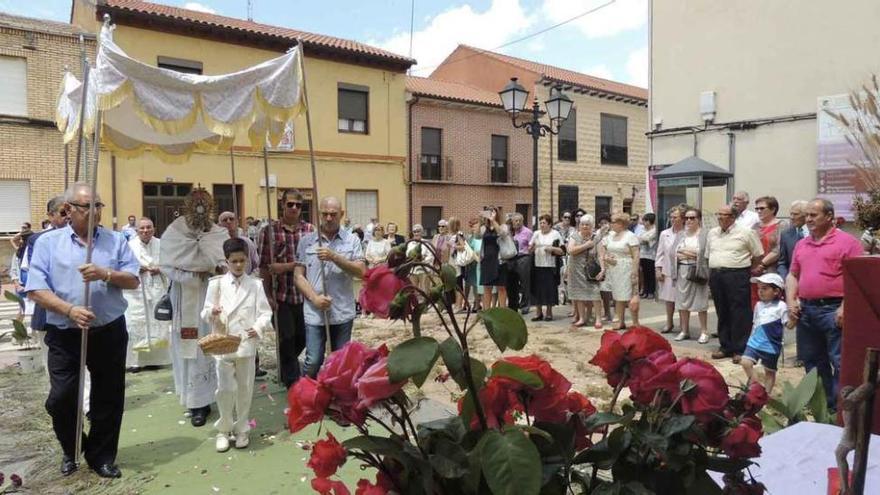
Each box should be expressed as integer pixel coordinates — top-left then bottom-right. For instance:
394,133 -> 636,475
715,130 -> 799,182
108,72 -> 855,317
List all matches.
213,355 -> 255,435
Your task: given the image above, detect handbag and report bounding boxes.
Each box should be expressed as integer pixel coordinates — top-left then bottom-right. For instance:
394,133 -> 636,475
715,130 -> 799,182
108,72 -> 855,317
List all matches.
585,258 -> 602,281
498,233 -> 517,261
153,283 -> 173,321
685,264 -> 709,285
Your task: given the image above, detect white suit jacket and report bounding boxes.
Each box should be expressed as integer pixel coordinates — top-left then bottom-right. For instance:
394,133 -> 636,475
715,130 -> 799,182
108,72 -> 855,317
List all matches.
200,272 -> 273,358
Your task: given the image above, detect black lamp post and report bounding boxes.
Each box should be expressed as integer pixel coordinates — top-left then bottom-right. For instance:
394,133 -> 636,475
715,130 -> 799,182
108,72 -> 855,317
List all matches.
498,78 -> 573,227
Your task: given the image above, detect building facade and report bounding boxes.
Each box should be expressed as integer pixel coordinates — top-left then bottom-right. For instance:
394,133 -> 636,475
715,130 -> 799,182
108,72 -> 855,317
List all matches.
431,45 -> 649,221
407,76 -> 532,235
649,0 -> 880,219
71,0 -> 414,234
0,13 -> 95,233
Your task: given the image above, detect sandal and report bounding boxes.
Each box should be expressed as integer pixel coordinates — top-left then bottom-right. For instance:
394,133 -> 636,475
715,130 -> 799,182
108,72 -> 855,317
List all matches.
594,321 -> 604,330
531,315 -> 545,322
698,333 -> 709,344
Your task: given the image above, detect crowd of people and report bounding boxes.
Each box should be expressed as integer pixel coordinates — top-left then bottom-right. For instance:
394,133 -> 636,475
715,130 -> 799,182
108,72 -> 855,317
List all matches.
6,182 -> 877,480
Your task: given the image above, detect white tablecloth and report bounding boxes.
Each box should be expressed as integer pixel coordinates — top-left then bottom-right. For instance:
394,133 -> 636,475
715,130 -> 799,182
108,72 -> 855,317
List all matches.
710,422 -> 880,492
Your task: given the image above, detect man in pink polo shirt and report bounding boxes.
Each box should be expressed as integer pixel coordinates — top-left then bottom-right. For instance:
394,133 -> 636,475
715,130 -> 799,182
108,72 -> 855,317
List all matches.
786,198 -> 863,410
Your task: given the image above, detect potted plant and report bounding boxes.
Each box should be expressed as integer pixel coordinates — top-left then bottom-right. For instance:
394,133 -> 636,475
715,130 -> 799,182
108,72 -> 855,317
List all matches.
285,244 -> 766,494
3,291 -> 41,373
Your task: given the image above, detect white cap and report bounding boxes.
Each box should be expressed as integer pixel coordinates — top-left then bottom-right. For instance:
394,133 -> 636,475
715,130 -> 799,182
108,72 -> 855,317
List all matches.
750,273 -> 785,290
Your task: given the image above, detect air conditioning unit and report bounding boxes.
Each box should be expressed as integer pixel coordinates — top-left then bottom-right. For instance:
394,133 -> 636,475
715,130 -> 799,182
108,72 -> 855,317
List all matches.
700,91 -> 716,123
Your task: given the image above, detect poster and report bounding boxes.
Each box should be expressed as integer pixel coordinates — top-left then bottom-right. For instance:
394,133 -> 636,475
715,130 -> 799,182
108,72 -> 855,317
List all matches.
817,94 -> 870,219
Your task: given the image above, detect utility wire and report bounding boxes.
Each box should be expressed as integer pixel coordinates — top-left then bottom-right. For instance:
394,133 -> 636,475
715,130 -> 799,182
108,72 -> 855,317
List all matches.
410,0 -> 616,74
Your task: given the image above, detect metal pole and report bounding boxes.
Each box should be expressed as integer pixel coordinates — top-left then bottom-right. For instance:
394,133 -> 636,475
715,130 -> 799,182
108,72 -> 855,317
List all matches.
532,101 -> 540,229
111,155 -> 118,230
73,54 -> 89,182
262,147 -> 283,384
230,148 -> 239,222
296,40 -> 332,339
549,131 -> 555,221
64,144 -> 70,189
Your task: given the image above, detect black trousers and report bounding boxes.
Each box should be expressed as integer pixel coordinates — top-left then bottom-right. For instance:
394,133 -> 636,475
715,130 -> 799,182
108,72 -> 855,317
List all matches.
276,302 -> 306,387
640,258 -> 656,295
506,255 -> 532,311
709,268 -> 752,355
45,317 -> 127,466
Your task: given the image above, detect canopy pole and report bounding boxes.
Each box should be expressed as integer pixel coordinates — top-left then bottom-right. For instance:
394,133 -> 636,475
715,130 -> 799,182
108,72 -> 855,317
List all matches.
296,40 -> 332,342
64,144 -> 70,189
262,147 -> 283,384
73,42 -> 89,182
230,148 -> 239,222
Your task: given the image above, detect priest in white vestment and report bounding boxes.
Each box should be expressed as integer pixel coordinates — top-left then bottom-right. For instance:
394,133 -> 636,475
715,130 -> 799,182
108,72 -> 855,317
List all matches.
160,190 -> 227,426
123,217 -> 171,368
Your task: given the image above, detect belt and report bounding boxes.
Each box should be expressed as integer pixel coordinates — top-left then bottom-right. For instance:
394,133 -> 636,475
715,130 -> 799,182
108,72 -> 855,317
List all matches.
801,297 -> 843,306
710,267 -> 749,272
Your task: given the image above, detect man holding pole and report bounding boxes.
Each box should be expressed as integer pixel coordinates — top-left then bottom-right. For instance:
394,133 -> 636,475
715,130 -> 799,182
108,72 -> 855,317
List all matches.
294,196 -> 366,378
257,188 -> 314,388
25,182 -> 140,478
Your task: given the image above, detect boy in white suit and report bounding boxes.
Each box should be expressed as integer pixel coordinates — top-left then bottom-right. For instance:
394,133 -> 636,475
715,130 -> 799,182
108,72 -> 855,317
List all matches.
202,238 -> 273,452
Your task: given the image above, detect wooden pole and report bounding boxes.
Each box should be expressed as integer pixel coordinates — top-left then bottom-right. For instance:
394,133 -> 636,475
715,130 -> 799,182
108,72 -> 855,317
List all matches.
296,40 -> 332,340
230,148 -> 239,222
73,50 -> 89,182
262,147 -> 283,384
852,348 -> 879,494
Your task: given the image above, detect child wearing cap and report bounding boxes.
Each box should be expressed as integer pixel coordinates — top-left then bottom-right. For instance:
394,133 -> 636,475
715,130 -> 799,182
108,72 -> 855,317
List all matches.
741,273 -> 792,392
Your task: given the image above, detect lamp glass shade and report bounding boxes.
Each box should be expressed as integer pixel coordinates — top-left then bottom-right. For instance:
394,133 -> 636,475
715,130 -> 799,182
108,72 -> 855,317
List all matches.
545,87 -> 573,123
499,78 -> 529,114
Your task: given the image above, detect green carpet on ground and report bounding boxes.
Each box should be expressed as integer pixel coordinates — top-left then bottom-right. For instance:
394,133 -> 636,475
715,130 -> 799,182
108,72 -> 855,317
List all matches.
118,368 -> 364,494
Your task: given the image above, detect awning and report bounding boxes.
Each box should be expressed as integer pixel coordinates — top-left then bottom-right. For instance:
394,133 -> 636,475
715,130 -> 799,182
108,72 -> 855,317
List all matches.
654,156 -> 732,187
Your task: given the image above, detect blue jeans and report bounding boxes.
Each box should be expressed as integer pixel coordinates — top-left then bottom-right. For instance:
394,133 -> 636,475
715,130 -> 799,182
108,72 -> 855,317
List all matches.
303,320 -> 354,378
797,301 -> 842,409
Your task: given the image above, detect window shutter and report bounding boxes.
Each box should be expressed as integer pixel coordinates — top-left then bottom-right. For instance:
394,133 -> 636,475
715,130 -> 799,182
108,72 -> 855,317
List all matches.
338,89 -> 367,121
421,128 -> 441,155
0,56 -> 27,116
0,181 -> 30,232
491,135 -> 508,161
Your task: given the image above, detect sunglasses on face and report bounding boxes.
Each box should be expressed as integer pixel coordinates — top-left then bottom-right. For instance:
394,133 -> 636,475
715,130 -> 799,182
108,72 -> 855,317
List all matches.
69,202 -> 105,210
285,201 -> 302,208
685,216 -> 698,220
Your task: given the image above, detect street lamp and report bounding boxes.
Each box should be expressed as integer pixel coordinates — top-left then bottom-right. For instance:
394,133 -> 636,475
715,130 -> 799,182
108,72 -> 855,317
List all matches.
499,78 -> 573,227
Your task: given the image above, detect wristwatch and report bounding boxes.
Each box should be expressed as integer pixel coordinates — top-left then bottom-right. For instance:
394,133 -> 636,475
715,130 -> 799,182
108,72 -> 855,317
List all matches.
104,269 -> 112,283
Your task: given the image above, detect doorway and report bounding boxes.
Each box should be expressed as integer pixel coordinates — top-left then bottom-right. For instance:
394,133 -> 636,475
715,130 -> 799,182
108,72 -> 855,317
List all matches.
143,182 -> 192,236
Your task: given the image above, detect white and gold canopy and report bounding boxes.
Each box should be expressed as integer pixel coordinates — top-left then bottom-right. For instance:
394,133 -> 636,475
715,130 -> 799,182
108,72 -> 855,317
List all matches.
56,23 -> 304,163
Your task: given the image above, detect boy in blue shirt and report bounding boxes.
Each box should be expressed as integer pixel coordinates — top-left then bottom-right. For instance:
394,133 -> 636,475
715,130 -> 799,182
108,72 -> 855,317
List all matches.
741,273 -> 792,392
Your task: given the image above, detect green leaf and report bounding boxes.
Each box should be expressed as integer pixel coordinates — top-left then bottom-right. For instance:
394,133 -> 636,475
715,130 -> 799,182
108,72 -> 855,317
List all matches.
766,396 -> 791,418
3,290 -> 22,304
705,455 -> 754,474
417,416 -> 466,445
480,428 -> 543,495
439,337 -> 487,389
514,424 -> 553,443
532,421 -> 576,458
808,374 -> 832,424
572,427 -> 631,469
660,415 -> 696,438
684,471 -> 725,495
785,369 -> 819,417
387,336 -> 440,387
584,410 -> 634,431
440,263 -> 458,292
343,435 -> 417,473
491,361 -> 543,388
480,307 -> 528,352
759,409 -> 785,434
11,319 -> 29,342
428,438 -> 469,478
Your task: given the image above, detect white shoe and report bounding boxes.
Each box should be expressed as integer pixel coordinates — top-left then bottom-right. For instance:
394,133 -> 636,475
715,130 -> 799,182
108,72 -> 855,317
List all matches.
674,331 -> 689,341
235,432 -> 249,449
698,333 -> 710,344
216,434 -> 230,452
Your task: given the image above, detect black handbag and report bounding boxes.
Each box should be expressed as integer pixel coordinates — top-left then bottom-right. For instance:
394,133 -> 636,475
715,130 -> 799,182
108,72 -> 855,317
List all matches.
585,258 -> 602,281
685,264 -> 709,285
153,283 -> 173,321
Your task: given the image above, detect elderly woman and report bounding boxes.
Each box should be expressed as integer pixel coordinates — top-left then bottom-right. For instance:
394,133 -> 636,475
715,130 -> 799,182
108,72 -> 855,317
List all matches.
407,224 -> 435,293
672,208 -> 710,343
529,214 -> 564,321
750,196 -> 787,305
386,222 -> 406,247
462,218 -> 484,312
599,212 -> 640,330
567,214 -> 603,329
655,205 -> 686,333
364,224 -> 391,268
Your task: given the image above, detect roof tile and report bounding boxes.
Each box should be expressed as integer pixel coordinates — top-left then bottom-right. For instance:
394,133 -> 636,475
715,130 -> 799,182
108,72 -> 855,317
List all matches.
406,76 -> 501,108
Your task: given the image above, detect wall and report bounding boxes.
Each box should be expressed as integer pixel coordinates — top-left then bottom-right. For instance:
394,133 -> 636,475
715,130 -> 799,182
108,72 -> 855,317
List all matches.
410,98 -> 531,228
650,0 -> 880,212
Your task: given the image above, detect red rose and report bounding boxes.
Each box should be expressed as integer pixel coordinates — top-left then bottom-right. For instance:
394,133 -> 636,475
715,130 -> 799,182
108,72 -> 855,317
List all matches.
355,472 -> 394,495
743,382 -> 769,415
674,358 -> 729,421
588,331 -> 626,381
495,355 -> 572,422
358,265 -> 409,318
628,349 -> 679,405
619,326 -> 672,362
466,377 -> 518,429
355,356 -> 405,409
311,477 -> 351,495
288,377 -> 332,433
721,416 -> 762,458
565,391 -> 598,450
308,432 -> 348,478
318,342 -> 381,408
589,327 -> 672,386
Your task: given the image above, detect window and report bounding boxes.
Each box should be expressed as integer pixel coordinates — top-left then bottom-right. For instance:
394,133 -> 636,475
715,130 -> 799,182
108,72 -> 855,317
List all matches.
143,183 -> 192,236
490,135 -> 509,183
600,114 -> 628,165
558,185 -> 579,217
420,127 -> 442,180
623,198 -> 634,215
213,184 -> 243,221
595,196 -> 612,219
516,203 -> 531,223
0,180 -> 30,233
338,84 -> 369,133
421,206 -> 442,237
557,108 -> 577,161
157,56 -> 203,75
346,190 -> 378,228
0,56 -> 27,116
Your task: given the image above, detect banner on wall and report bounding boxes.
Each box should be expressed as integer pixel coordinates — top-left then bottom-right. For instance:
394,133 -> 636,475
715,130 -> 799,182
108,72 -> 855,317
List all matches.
817,94 -> 870,220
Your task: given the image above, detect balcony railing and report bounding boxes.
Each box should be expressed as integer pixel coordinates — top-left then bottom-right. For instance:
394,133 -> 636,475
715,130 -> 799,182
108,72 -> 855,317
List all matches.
418,155 -> 453,181
487,159 -> 519,185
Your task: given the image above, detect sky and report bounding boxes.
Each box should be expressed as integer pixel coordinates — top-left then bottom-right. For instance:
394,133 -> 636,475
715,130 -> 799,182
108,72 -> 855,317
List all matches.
0,0 -> 648,86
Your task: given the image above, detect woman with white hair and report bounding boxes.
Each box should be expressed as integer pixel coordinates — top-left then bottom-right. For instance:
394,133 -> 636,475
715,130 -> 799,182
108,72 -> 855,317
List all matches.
407,224 -> 435,292
567,214 -> 603,329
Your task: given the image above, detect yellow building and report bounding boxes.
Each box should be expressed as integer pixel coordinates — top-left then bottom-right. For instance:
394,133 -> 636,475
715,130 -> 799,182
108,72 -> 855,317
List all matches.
71,0 -> 414,234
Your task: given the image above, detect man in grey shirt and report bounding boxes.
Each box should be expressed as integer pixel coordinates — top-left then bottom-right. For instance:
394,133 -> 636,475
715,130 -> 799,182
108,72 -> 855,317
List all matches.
294,196 -> 366,378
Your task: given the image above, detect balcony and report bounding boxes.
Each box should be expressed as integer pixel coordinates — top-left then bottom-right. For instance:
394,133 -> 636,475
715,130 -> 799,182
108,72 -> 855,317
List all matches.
418,155 -> 453,182
487,159 -> 520,185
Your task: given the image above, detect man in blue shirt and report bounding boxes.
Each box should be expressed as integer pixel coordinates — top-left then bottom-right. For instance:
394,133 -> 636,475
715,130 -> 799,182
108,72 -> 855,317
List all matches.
294,196 -> 366,378
26,182 -> 140,479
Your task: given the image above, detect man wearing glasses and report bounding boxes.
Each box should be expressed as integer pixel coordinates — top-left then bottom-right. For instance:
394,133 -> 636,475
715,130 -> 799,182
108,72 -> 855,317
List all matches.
257,189 -> 314,388
26,182 -> 140,478
732,191 -> 760,230
706,204 -> 764,363
24,196 -> 69,334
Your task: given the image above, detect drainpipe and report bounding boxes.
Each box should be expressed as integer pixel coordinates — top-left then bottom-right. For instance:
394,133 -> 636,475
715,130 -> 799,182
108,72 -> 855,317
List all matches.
727,131 -> 736,202
407,95 -> 419,231
111,154 -> 118,230
692,128 -> 698,157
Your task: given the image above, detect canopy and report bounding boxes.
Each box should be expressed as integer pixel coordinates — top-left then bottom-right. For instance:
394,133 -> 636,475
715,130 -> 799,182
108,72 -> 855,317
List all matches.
56,23 -> 304,163
654,156 -> 733,186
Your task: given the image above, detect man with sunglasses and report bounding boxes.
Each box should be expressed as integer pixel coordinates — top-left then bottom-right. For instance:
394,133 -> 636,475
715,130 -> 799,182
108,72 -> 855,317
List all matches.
257,189 -> 314,387
26,182 -> 140,478
24,196 -> 69,334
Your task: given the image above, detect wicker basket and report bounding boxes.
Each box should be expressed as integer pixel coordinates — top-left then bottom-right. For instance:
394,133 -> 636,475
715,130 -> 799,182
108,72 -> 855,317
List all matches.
198,333 -> 242,355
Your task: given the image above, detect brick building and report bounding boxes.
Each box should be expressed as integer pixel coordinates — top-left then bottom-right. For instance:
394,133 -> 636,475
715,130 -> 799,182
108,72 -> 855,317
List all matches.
406,76 -> 532,235
0,13 -> 95,280
431,46 -> 649,221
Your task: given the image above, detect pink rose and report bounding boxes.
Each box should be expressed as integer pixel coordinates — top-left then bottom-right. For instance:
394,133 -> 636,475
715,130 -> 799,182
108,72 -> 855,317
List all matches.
358,265 -> 409,318
355,356 -> 405,409
318,342 -> 382,407
288,377 -> 332,433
